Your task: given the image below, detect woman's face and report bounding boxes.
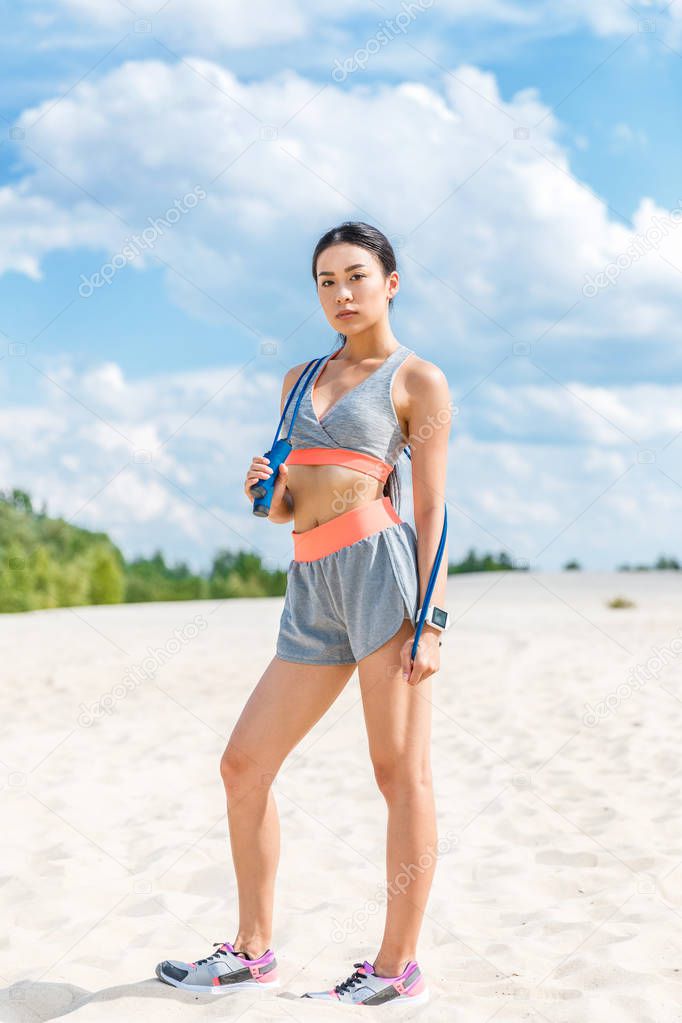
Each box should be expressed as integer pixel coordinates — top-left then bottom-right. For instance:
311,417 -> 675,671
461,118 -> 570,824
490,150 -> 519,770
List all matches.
315,243 -> 398,334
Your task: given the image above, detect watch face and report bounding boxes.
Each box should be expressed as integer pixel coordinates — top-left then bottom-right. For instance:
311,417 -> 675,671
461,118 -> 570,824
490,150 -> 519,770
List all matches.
432,607 -> 448,628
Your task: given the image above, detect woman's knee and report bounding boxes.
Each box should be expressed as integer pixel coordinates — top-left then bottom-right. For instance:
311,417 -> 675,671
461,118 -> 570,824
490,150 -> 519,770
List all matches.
220,742 -> 274,795
372,757 -> 433,800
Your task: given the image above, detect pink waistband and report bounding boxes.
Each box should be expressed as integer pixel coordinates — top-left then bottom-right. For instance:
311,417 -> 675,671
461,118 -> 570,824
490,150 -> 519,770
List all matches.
292,495 -> 403,561
286,447 -> 393,483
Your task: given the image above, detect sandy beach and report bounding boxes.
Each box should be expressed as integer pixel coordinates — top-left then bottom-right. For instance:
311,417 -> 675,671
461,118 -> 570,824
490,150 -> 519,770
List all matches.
2,570 -> 681,1021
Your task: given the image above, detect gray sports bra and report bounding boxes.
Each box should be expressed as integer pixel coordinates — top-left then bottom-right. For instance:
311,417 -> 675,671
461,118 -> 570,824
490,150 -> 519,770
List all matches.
281,343 -> 415,482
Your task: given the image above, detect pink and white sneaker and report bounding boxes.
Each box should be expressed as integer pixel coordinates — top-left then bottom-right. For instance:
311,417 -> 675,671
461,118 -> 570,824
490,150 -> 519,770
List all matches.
155,940 -> 279,995
300,958 -> 429,1006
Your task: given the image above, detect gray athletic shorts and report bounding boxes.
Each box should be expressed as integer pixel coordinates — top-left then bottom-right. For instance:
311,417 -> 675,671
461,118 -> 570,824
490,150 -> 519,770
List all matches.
276,500 -> 419,666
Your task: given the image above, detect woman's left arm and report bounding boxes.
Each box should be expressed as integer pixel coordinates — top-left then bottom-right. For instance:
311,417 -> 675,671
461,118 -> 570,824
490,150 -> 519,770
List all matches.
400,360 -> 453,686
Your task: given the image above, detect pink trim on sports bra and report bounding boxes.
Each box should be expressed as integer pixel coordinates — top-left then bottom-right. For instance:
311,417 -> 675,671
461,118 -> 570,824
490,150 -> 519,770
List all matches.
286,446 -> 393,483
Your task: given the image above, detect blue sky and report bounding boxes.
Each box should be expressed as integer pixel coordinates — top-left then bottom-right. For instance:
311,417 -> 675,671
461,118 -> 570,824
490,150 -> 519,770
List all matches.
1,0 -> 681,574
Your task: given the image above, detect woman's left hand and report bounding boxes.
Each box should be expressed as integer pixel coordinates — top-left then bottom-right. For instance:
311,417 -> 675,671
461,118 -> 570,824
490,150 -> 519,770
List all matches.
401,628 -> 441,686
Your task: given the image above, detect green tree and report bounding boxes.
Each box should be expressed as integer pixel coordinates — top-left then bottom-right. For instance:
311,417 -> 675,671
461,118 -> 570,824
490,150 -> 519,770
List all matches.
654,554 -> 680,570
30,544 -> 59,608
0,542 -> 33,612
0,488 -> 290,611
0,489 -> 33,514
88,546 -> 125,604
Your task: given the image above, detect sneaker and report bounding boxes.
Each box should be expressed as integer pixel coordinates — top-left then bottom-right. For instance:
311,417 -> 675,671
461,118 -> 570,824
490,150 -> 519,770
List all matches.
155,940 -> 279,995
300,958 -> 429,1006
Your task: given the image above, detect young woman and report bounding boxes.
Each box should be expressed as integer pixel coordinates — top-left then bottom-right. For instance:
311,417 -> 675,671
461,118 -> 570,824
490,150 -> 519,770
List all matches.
156,221 -> 451,1007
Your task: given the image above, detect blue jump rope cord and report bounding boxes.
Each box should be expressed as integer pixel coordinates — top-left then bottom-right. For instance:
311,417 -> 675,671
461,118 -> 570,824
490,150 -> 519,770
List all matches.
274,356 -> 447,661
271,357 -> 324,450
406,441 -> 448,662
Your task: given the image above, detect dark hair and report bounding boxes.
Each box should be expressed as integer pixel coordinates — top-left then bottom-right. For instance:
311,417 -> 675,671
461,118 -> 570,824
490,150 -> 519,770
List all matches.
311,222 -> 403,513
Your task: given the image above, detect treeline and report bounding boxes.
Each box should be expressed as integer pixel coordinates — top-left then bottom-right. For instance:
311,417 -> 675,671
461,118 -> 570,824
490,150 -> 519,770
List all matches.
2,489 -> 678,613
617,555 -> 680,571
448,548 -> 524,574
0,489 -> 286,613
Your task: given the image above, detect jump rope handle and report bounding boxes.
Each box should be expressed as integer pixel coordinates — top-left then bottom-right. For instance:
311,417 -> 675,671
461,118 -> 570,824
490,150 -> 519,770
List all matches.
251,357 -> 324,517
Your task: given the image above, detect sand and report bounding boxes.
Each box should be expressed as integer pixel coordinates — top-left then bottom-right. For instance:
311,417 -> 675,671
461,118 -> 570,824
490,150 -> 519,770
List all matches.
1,570 -> 681,1021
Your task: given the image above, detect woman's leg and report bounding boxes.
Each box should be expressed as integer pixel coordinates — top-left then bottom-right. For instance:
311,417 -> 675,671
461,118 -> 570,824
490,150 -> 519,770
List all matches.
220,655 -> 356,959
357,618 -> 437,977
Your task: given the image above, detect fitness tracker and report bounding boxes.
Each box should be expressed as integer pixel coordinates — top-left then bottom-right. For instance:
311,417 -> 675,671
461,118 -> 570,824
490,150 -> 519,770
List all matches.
414,604 -> 450,632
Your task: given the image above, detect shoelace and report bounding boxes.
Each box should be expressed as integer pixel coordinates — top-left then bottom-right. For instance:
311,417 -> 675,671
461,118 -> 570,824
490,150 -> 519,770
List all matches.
335,962 -> 368,995
195,942 -> 232,966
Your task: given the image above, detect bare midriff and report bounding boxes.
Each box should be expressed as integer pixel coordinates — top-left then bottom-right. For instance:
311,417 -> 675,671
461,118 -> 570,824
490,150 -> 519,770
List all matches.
286,463 -> 388,533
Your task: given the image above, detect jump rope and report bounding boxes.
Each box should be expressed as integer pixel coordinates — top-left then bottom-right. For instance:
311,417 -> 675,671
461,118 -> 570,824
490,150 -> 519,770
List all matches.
250,356 -> 448,662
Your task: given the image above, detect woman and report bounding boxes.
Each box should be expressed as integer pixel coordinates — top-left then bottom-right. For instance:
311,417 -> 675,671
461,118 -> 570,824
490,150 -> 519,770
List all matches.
155,221 -> 451,1007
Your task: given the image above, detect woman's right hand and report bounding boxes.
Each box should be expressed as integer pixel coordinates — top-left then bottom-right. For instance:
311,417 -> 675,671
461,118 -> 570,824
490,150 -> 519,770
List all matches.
244,455 -> 291,514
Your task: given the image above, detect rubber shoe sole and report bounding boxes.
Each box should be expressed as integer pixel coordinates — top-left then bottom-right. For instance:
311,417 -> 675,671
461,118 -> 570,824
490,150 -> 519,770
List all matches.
395,984 -> 430,1006
301,984 -> 430,1007
370,985 -> 430,1008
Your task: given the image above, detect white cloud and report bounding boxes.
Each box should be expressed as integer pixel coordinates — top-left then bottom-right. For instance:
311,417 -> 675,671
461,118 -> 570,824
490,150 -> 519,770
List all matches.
452,427 -> 679,568
3,57 -> 682,347
80,361 -> 126,404
1,354 -> 680,571
0,354 -> 288,569
43,0 -> 666,49
471,379 -> 682,446
611,122 -> 648,149
51,0 -> 364,50
0,186 -> 107,279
